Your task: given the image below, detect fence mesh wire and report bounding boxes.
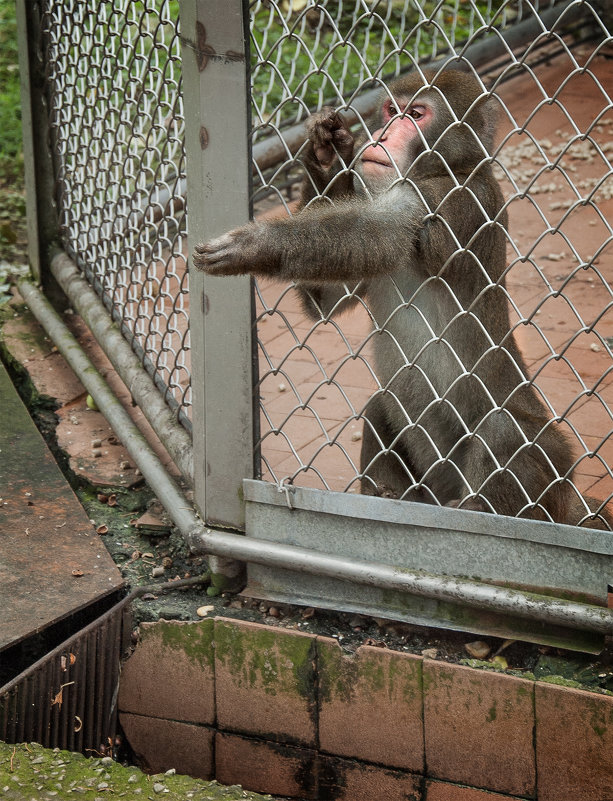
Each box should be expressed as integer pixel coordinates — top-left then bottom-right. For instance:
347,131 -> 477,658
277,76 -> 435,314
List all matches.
252,1 -> 613,527
40,0 -> 190,428
37,0 -> 613,526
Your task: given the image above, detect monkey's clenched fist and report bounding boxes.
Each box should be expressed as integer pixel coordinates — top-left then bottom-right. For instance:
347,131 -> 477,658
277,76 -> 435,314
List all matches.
305,107 -> 355,169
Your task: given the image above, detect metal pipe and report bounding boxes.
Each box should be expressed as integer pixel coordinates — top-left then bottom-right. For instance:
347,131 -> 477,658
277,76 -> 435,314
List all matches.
18,279 -> 613,636
187,527 -> 613,636
17,279 -> 197,536
49,251 -> 194,482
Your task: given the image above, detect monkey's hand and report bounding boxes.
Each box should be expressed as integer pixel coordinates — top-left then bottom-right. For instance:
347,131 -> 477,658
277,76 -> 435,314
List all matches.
306,107 -> 354,169
193,223 -> 269,276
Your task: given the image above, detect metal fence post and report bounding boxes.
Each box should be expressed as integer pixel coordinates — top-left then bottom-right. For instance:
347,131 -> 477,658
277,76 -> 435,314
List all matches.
15,0 -> 60,292
180,1 -> 254,547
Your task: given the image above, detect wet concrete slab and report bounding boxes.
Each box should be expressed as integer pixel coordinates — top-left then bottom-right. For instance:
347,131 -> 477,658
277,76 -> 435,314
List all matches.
0,359 -> 124,653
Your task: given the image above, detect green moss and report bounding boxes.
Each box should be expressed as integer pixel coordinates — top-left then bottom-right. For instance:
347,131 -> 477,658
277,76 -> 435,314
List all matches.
214,621 -> 316,701
460,658 -> 506,672
318,641 -> 422,706
140,619 -> 215,671
0,741 -> 276,800
539,675 -> 582,689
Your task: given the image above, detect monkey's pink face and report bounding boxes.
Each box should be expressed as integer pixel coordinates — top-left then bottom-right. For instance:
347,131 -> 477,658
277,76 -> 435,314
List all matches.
361,95 -> 433,179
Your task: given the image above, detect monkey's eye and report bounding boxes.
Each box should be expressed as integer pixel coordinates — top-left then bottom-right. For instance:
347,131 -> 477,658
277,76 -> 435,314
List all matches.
408,106 -> 425,120
386,102 -> 399,117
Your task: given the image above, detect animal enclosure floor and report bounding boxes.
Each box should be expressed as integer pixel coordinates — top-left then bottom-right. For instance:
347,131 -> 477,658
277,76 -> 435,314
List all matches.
254,45 -> 613,507
0,359 -> 123,654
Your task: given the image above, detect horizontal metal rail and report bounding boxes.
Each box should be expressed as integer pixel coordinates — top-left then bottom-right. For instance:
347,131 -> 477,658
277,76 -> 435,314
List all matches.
47,252 -> 194,483
16,279 -> 613,639
18,278 -> 196,531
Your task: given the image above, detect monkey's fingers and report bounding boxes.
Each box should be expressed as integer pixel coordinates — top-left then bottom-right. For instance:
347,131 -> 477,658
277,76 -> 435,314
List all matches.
331,126 -> 355,160
306,107 -> 353,168
192,234 -> 244,275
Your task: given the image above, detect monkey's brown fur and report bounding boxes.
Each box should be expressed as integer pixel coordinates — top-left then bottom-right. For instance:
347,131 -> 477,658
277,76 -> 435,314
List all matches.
194,69 -> 612,530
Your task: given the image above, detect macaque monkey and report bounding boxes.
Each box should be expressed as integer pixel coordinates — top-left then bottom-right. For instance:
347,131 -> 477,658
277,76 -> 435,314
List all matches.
193,69 -> 612,530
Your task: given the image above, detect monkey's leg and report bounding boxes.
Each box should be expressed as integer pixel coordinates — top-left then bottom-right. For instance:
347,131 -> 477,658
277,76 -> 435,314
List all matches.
452,413 -> 569,519
359,396 -> 427,501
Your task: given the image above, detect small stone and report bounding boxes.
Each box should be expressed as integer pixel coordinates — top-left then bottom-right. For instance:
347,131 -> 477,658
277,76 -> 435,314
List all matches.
351,430 -> 362,441
465,640 -> 491,659
268,606 -> 280,618
421,647 -> 438,659
151,566 -> 165,578
91,439 -> 102,449
153,783 -> 166,793
196,605 -> 215,617
120,460 -> 131,470
92,449 -> 102,458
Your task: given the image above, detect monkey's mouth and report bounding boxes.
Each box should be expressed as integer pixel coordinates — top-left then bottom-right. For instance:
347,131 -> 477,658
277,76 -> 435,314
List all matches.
361,155 -> 393,168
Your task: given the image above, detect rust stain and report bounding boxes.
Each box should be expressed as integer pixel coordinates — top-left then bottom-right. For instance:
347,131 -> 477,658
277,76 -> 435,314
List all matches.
196,22 -> 215,71
200,126 -> 209,150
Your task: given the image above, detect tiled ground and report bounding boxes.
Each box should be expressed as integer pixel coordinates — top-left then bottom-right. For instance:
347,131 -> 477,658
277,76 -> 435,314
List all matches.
255,46 -> 613,508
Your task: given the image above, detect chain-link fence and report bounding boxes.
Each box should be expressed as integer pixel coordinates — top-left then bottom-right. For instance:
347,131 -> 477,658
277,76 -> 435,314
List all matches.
250,0 -> 613,530
40,0 -> 190,429
29,1 -> 613,532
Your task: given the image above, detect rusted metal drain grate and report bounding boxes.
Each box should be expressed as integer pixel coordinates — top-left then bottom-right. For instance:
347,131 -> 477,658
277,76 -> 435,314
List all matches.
0,596 -> 131,754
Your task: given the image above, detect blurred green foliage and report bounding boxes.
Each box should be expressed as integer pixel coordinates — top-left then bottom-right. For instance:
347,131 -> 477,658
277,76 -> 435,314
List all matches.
0,0 -> 23,185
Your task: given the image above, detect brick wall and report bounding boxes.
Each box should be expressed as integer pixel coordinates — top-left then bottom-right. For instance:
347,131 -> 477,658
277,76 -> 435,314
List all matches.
118,618 -> 613,800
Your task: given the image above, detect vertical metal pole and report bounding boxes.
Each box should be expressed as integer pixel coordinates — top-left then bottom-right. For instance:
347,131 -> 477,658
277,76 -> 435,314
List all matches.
15,1 -> 61,293
180,1 -> 253,562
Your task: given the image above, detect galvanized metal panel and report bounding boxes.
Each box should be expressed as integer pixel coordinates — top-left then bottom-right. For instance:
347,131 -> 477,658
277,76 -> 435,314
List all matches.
181,0 -> 254,530
243,479 -> 613,651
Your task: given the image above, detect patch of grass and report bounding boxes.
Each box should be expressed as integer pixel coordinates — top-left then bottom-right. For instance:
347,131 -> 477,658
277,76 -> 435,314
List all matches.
250,0 -> 502,126
0,0 -> 27,272
0,0 -> 23,186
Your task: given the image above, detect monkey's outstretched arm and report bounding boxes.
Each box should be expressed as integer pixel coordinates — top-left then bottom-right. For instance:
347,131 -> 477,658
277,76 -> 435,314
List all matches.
193,193 -> 426,283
